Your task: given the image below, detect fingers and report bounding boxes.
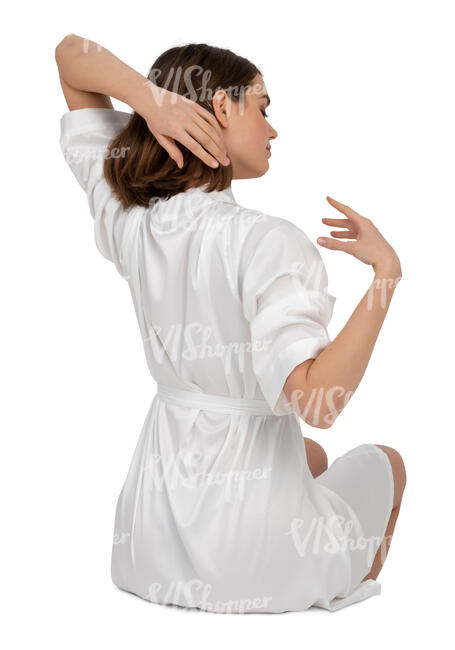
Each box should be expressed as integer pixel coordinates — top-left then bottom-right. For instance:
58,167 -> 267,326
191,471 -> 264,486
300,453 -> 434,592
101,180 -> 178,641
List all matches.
179,130 -> 224,168
330,230 -> 358,239
317,236 -> 355,252
155,134 -> 184,168
321,218 -> 351,226
321,217 -> 358,239
195,104 -> 225,141
194,108 -> 227,151
326,196 -> 364,223
190,114 -> 230,166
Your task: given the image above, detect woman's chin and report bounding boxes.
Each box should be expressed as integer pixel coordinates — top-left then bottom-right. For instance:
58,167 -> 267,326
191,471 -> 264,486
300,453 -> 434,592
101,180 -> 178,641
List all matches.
251,159 -> 271,178
232,161 -> 269,179
259,160 -> 270,176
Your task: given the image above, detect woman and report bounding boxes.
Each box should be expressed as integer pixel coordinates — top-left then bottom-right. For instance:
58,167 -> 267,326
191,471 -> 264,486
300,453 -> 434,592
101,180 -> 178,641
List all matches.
56,34 -> 407,613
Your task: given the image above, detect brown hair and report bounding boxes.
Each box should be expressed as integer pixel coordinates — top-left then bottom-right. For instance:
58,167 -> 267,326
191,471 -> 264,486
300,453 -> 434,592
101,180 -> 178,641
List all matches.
103,43 -> 262,210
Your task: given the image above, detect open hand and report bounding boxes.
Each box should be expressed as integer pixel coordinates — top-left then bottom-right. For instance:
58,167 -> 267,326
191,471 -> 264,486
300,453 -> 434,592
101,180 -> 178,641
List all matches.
139,81 -> 231,170
318,196 -> 402,276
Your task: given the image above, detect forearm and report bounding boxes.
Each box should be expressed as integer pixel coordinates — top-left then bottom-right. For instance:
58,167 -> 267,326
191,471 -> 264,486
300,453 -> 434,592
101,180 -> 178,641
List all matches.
304,264 -> 402,425
55,34 -> 150,114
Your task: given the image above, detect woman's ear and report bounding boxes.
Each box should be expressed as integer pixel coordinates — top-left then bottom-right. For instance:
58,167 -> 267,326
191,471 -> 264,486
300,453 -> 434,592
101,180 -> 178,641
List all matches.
212,89 -> 230,127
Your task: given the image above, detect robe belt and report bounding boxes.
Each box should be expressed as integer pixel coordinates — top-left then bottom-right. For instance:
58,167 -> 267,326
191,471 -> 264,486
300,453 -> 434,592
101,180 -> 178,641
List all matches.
156,383 -> 274,416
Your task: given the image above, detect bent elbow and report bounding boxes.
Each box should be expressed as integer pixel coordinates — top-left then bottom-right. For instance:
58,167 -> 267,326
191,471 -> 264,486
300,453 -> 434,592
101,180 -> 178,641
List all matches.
283,369 -> 339,429
55,34 -> 79,65
302,407 -> 337,430
303,417 -> 333,430
56,33 -> 78,49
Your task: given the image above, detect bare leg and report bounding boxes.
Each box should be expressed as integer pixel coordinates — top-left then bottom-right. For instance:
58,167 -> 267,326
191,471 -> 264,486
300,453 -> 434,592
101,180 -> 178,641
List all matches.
304,437 -> 329,478
362,502 -> 402,581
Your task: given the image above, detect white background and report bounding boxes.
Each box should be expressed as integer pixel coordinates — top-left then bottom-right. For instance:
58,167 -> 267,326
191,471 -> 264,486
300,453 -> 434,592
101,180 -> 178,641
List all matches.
2,0 -> 453,647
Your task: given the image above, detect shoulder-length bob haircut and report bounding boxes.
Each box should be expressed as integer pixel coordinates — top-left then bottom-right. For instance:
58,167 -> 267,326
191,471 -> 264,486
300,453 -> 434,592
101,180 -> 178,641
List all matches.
104,43 -> 262,210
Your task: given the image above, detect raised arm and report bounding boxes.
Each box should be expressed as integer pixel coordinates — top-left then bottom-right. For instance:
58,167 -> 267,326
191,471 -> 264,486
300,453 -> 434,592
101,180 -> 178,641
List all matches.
55,34 -> 230,169
284,197 -> 402,429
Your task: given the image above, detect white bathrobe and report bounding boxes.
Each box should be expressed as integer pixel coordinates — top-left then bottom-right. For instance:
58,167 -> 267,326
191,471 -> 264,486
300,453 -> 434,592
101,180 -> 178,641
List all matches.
59,107 -> 395,613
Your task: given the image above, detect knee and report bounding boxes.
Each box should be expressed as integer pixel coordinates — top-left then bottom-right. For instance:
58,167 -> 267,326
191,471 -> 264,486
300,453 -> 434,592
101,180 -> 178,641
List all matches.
374,444 -> 407,505
304,438 -> 329,477
375,444 -> 407,483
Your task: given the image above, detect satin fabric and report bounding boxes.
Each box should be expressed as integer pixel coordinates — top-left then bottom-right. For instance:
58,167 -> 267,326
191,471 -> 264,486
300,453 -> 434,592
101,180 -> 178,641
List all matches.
60,107 -> 395,613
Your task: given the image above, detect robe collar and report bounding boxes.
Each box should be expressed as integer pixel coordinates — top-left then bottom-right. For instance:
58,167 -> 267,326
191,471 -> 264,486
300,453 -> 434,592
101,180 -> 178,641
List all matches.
186,183 -> 236,206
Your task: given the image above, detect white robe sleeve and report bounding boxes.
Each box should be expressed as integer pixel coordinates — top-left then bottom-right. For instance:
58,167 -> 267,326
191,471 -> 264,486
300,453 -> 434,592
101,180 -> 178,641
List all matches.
240,219 -> 336,416
59,107 -> 136,279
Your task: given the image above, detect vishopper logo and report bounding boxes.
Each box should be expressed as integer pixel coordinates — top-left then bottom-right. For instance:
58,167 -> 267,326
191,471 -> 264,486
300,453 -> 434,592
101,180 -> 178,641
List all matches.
280,385 -> 354,424
285,515 -> 385,566
142,449 -> 272,503
77,42 -> 264,119
142,321 -> 273,374
143,66 -> 265,117
367,276 -> 402,310
147,196 -> 269,234
289,258 -> 331,292
147,579 -> 273,613
81,38 -> 103,54
62,146 -> 130,164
